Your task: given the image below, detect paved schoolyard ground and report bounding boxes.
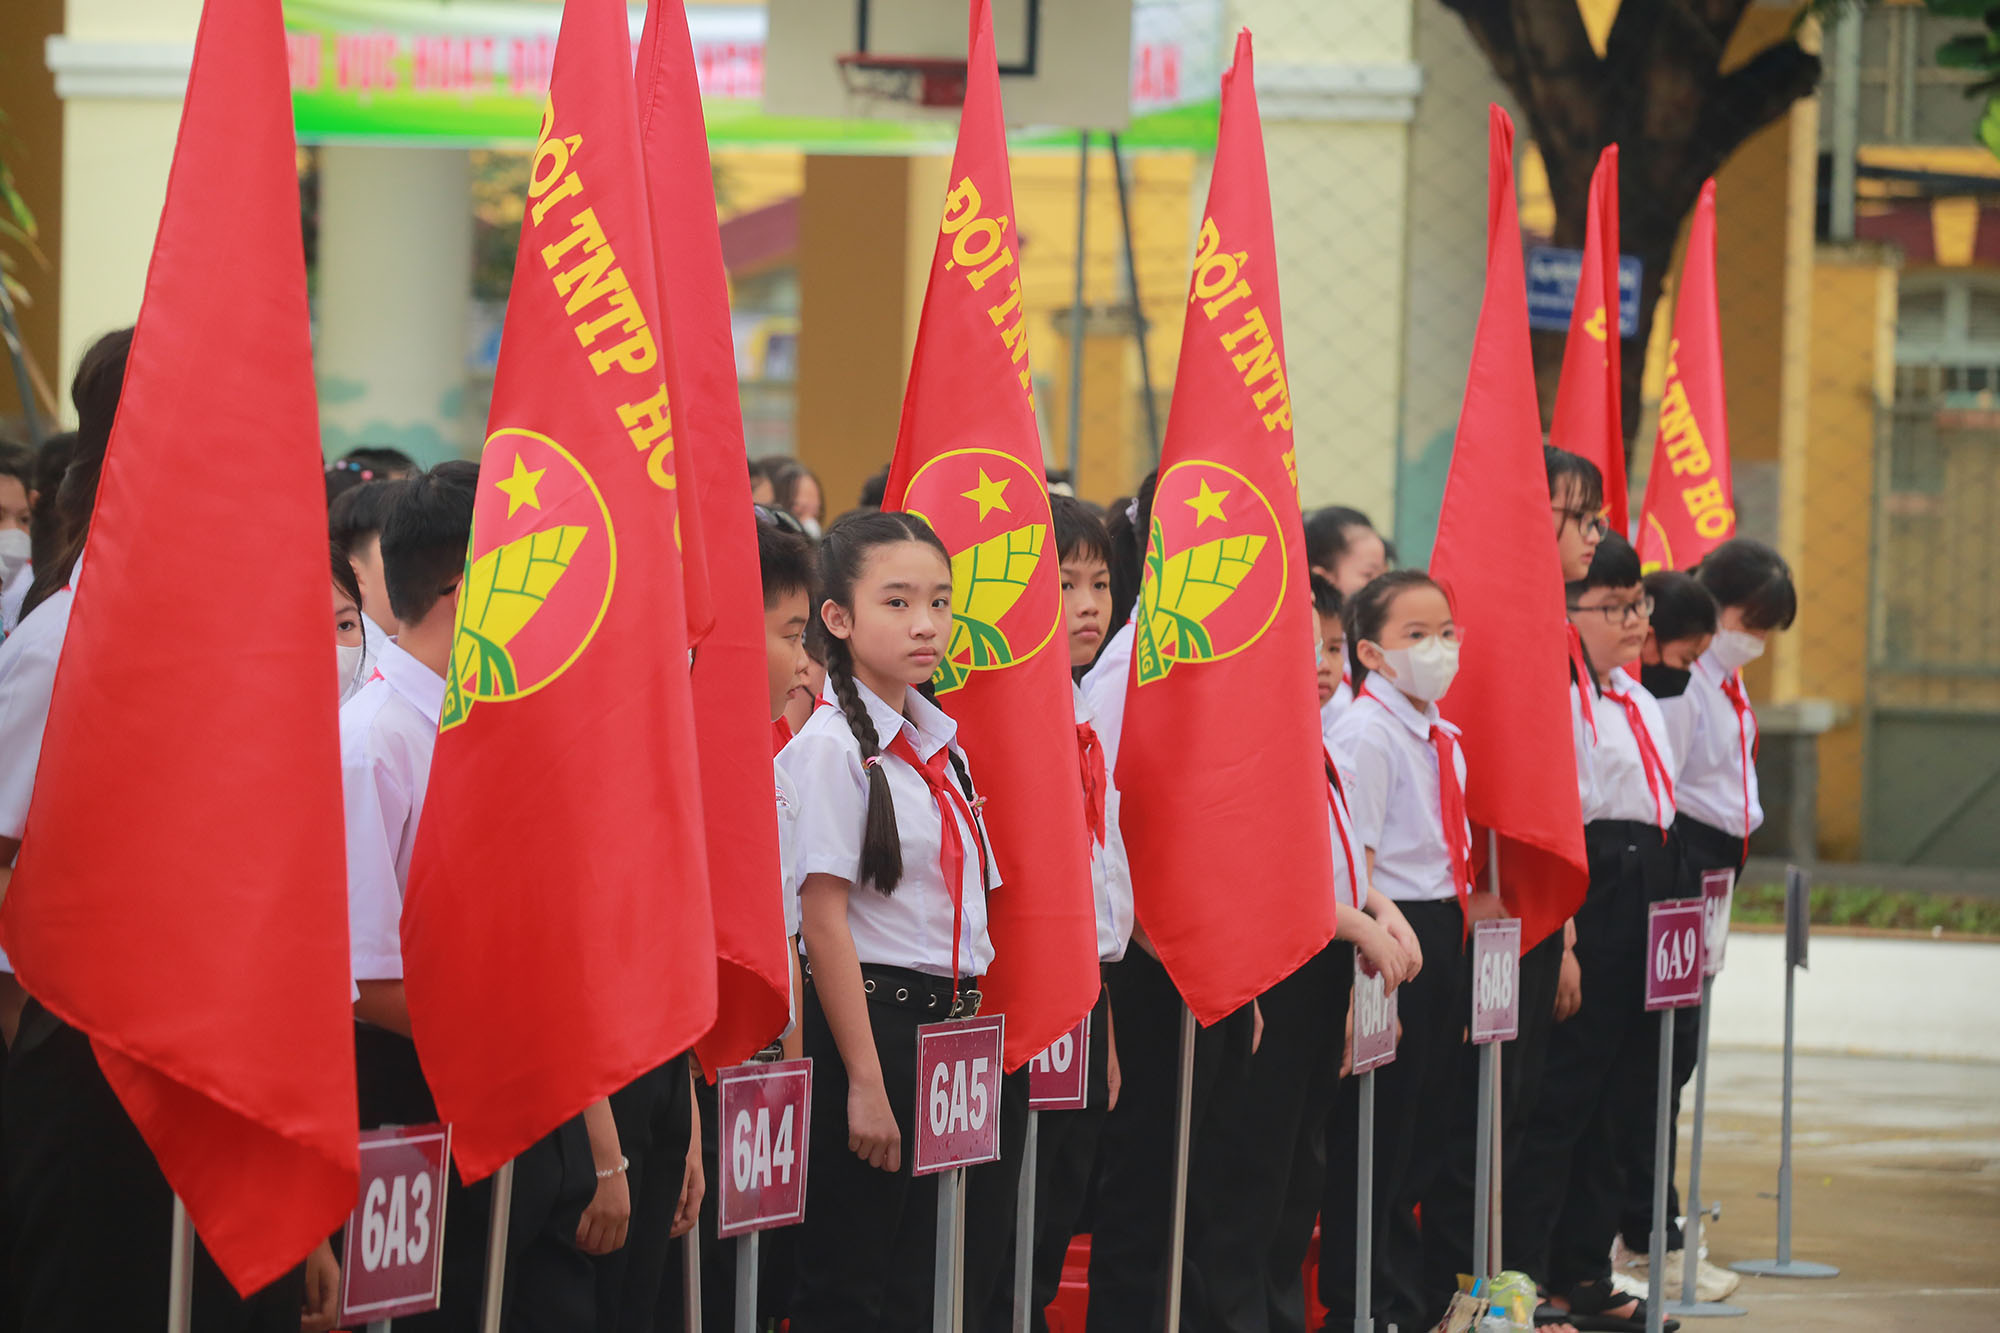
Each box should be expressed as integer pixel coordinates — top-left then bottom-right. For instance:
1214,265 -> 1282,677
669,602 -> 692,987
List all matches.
1674,1049 -> 2000,1331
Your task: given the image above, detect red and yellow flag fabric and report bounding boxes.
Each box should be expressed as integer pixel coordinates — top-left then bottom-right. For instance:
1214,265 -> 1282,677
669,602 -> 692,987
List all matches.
1431,107 -> 1588,951
1549,144 -> 1630,535
1637,180 -> 1734,572
402,0 -> 716,1180
1114,30 -> 1336,1025
0,0 -> 356,1293
636,0 -> 790,1073
883,0 -> 1097,1071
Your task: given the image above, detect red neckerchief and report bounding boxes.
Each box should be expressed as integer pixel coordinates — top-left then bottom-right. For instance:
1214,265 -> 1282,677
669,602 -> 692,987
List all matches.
1718,670 -> 1758,861
1365,686 -> 1473,915
1566,621 -> 1598,743
1322,747 -> 1360,908
1603,679 -> 1675,832
771,716 -> 794,758
1077,722 -> 1107,847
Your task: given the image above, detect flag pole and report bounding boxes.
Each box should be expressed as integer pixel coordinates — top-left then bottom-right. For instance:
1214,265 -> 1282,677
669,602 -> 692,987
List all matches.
167,1195 -> 195,1333
1354,1068 -> 1376,1333
733,1232 -> 759,1333
684,1224 -> 703,1330
479,1160 -> 515,1333
1012,1109 -> 1040,1331
1162,1004 -> 1196,1332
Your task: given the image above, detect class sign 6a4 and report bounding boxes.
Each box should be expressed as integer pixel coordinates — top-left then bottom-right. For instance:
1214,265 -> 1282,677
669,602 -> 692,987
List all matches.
914,1013 -> 1005,1176
1646,899 -> 1707,1011
717,1058 -> 813,1237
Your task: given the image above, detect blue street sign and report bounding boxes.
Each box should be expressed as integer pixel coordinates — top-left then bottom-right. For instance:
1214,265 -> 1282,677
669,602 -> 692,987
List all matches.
1525,246 -> 1642,337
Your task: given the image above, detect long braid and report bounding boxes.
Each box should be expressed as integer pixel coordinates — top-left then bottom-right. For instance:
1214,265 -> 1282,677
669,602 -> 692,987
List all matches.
825,633 -> 906,895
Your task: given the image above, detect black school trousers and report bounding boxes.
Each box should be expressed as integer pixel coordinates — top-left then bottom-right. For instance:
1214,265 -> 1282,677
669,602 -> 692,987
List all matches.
1317,899 -> 1466,1331
1183,940 -> 1353,1333
788,979 -> 942,1332
976,982 -> 1113,1333
1616,814 -> 1743,1255
1419,923 -> 1566,1317
1086,946 -> 1254,1333
2,1001 -> 305,1333
595,1054 -> 691,1333
354,1023 -> 597,1333
1509,820 -> 1681,1293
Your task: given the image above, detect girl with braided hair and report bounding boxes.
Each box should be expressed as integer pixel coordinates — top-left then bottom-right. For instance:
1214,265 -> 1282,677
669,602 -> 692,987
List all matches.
782,510 -> 1000,1331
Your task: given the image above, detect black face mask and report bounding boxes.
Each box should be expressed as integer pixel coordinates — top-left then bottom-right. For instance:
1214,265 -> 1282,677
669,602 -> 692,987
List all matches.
1639,662 -> 1692,698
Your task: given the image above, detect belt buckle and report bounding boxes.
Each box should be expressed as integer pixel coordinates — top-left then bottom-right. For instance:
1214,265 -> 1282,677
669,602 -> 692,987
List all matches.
950,988 -> 982,1020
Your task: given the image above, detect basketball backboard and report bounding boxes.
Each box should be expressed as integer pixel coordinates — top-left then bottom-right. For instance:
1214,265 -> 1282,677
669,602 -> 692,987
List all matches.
762,0 -> 1135,131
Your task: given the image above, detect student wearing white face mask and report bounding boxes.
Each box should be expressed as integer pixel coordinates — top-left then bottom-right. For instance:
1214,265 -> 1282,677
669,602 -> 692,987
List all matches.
332,544 -> 369,704
1322,570 -> 1474,1333
0,444 -> 32,631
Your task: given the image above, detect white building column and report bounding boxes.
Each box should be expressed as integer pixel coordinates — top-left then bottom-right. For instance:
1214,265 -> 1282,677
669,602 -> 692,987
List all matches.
315,146 -> 474,465
1225,0 -> 1418,527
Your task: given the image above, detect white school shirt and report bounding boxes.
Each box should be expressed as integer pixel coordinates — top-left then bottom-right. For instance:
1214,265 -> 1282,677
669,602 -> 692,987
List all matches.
1328,679 -> 1468,904
1656,646 -> 1762,837
1570,681 -> 1598,816
1075,681 -> 1134,963
1324,760 -> 1364,911
1079,619 -> 1135,769
784,678 -> 998,979
775,756 -> 802,940
0,563 -> 81,976
339,638 -> 444,982
0,562 -> 30,636
1320,675 -> 1354,745
1581,674 -> 1678,829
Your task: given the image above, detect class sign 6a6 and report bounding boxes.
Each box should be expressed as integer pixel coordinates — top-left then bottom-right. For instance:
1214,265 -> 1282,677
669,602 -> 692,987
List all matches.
339,1124 -> 452,1325
1646,899 -> 1706,1011
914,1013 -> 1005,1176
717,1058 -> 813,1237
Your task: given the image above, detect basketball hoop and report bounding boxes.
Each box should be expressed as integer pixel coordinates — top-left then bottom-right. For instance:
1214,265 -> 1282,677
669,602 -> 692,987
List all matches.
836,53 -> 969,109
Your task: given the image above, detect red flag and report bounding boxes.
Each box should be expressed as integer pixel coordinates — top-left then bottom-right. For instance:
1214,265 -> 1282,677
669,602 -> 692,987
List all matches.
1114,31 -> 1336,1025
882,0 -> 1098,1070
402,0 -> 716,1180
0,0 -> 355,1292
1430,106 -> 1588,951
636,0 -> 790,1071
1637,181 -> 1734,572
1549,145 -> 1629,535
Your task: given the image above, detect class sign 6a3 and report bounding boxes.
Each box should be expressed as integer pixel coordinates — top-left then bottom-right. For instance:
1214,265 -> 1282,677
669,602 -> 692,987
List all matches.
339,1124 -> 452,1325
1646,899 -> 1707,1011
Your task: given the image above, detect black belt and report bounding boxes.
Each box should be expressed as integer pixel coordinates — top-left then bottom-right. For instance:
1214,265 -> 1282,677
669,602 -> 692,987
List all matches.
850,964 -> 983,1019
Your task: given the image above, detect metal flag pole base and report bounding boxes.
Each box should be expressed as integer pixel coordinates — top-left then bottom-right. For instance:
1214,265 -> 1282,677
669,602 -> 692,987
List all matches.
685,1217 -> 704,1331
1669,978 -> 1746,1319
1012,1109 -> 1040,1332
934,1166 -> 968,1333
1353,1070 -> 1375,1333
167,1195 -> 195,1333
734,1231 -> 759,1333
1472,1042 -> 1496,1289
1646,1010 -> 1676,1333
1163,1005 -> 1197,1333
1729,957 -> 1839,1280
480,1161 -> 516,1333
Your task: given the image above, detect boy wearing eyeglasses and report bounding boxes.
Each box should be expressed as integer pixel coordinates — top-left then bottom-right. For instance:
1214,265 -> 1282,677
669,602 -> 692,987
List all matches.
1511,532 -> 1684,1331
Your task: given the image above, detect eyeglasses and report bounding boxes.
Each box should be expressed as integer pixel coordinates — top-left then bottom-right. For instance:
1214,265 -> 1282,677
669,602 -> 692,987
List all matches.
1566,594 -> 1654,625
753,503 -> 809,538
1551,506 -> 1610,541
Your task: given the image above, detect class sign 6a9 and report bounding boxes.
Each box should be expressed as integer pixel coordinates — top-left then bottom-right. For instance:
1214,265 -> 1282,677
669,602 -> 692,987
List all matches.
340,1124 -> 452,1325
1646,899 -> 1706,1011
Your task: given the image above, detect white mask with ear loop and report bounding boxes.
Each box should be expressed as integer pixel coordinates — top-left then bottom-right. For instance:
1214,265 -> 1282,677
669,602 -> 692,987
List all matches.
337,640 -> 367,704
0,528 -> 28,585
1372,635 -> 1460,703
1710,628 -> 1765,673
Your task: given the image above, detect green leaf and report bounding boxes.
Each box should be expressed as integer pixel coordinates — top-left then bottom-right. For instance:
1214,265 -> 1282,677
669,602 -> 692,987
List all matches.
1936,32 -> 1998,71
1978,95 -> 2000,159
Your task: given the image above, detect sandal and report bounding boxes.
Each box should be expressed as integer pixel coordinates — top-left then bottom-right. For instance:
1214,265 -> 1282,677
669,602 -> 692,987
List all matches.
1552,1279 -> 1679,1333
1534,1303 -> 1580,1329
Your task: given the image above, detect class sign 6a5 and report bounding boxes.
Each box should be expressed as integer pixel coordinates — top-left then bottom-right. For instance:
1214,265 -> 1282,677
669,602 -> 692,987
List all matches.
914,1013 -> 1005,1176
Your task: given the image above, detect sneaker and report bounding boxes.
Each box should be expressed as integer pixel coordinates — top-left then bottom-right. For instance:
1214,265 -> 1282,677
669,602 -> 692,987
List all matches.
1610,1269 -> 1649,1300
1638,1250 -> 1744,1303
1693,1254 -> 1742,1303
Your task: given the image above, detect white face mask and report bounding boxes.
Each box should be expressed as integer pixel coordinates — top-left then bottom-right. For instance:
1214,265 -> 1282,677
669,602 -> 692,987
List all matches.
1710,628 -> 1765,673
1373,635 -> 1460,704
337,640 -> 366,704
0,528 -> 29,585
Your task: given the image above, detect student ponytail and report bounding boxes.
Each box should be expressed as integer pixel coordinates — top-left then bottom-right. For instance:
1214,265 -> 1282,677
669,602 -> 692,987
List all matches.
815,509 -> 954,897
1344,568 -> 1447,689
